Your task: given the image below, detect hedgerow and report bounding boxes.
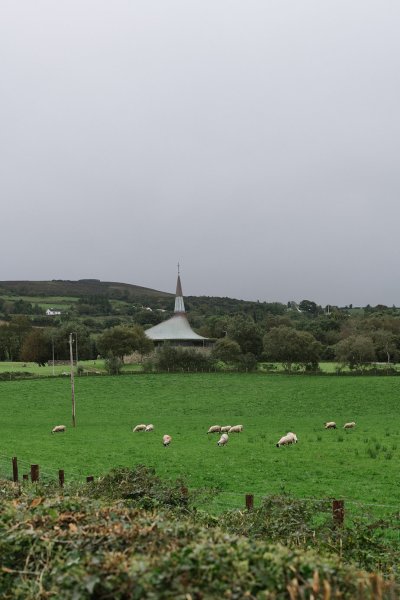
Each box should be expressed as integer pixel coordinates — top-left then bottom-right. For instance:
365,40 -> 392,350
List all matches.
0,467 -> 399,599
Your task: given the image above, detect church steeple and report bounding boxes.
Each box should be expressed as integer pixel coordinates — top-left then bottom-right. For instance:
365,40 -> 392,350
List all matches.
174,263 -> 185,313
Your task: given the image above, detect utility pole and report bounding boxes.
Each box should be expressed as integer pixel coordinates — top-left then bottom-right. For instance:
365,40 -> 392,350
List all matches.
69,333 -> 76,427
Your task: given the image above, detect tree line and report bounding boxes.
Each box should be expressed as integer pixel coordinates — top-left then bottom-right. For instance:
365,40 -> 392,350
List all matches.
0,297 -> 400,372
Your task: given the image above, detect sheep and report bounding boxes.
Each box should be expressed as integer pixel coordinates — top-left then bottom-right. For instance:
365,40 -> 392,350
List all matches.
145,424 -> 154,432
276,432 -> 298,447
324,422 -> 337,429
207,425 -> 221,434
220,426 -> 232,433
343,422 -> 356,429
132,424 -> 147,432
52,425 -> 66,434
228,425 -> 243,433
217,433 -> 229,446
163,434 -> 172,447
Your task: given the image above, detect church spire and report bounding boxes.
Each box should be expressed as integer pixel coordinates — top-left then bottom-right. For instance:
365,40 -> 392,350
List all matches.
174,263 -> 185,313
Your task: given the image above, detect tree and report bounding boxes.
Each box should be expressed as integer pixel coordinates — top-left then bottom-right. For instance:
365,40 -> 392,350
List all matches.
298,300 -> 321,316
0,316 -> 32,361
53,322 -> 94,361
97,325 -> 153,361
20,329 -> 51,366
227,316 -> 263,357
263,326 -> 322,372
211,338 -> 242,363
104,352 -> 123,375
334,335 -> 376,370
131,325 -> 154,358
371,329 -> 397,364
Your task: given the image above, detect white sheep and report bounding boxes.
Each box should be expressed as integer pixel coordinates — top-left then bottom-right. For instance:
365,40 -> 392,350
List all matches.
207,425 -> 221,434
217,433 -> 229,446
343,422 -> 356,429
220,426 -> 232,433
228,425 -> 243,433
132,424 -> 147,432
163,434 -> 172,447
324,422 -> 337,429
145,424 -> 154,432
276,432 -> 298,447
52,425 -> 66,434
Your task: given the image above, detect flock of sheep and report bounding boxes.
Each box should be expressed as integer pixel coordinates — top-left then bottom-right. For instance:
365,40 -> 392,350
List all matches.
51,420 -> 356,448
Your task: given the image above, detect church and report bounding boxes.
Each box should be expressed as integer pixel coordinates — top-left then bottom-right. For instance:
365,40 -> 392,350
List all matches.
145,271 -> 210,348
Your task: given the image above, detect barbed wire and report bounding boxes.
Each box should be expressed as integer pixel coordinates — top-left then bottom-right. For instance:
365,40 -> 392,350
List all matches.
0,453 -> 399,517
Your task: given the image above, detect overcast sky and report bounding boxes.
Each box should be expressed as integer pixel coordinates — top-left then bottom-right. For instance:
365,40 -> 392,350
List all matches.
1,1 -> 399,306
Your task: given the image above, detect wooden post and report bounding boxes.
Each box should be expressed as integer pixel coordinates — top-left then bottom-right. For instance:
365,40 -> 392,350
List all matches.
12,457 -> 19,482
59,470 -> 65,487
333,499 -> 344,527
245,494 -> 254,510
22,474 -> 28,482
86,475 -> 94,483
30,464 -> 39,483
69,333 -> 76,427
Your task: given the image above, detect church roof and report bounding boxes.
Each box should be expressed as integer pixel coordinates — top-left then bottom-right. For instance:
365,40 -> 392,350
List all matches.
145,313 -> 207,341
145,270 -> 207,342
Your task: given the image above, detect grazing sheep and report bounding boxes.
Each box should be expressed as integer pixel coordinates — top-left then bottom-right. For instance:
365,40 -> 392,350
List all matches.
324,422 -> 337,429
343,422 -> 356,429
145,424 -> 154,432
220,426 -> 232,433
52,425 -> 66,434
217,433 -> 229,446
132,424 -> 147,432
276,432 -> 298,447
207,425 -> 221,434
228,425 -> 243,433
163,434 -> 172,447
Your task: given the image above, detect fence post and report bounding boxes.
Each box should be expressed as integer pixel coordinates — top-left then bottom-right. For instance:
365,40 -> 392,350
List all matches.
86,476 -> 94,483
30,464 -> 39,483
333,499 -> 344,527
12,457 -> 18,482
245,494 -> 254,510
59,470 -> 65,487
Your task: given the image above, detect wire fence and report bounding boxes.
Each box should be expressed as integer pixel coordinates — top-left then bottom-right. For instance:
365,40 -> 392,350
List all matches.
1,453 -> 399,535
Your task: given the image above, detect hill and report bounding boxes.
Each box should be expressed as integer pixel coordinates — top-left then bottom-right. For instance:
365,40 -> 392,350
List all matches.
0,279 -> 173,301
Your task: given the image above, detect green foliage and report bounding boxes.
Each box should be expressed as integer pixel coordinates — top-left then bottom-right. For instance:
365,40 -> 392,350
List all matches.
211,337 -> 242,363
335,335 -> 376,369
104,353 -> 123,375
155,345 -> 213,371
0,477 -> 398,599
20,329 -> 51,366
263,326 -> 322,372
227,315 -> 264,357
97,326 -> 142,360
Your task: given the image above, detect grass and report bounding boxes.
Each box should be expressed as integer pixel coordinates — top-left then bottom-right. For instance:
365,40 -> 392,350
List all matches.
1,373 -> 400,513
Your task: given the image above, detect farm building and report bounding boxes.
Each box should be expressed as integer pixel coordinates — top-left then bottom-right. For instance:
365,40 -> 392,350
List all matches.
145,273 -> 211,348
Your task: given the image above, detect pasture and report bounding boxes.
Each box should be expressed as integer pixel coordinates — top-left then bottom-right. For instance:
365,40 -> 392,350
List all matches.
1,373 -> 399,512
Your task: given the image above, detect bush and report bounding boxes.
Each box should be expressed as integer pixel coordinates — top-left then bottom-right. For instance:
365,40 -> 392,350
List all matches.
0,485 -> 398,599
154,345 -> 213,372
104,353 -> 123,375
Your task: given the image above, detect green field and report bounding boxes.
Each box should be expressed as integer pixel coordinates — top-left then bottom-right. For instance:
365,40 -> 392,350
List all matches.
1,373 -> 399,513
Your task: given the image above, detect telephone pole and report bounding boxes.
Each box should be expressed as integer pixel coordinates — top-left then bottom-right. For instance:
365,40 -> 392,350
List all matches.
69,333 -> 76,427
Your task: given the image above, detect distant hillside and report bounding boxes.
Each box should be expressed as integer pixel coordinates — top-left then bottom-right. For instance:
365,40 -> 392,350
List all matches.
0,279 -> 173,301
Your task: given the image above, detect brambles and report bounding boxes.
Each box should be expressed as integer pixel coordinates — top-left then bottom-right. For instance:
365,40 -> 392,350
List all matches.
0,477 -> 398,599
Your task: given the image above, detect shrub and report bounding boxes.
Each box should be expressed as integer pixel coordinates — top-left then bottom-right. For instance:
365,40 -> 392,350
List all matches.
104,353 -> 123,375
